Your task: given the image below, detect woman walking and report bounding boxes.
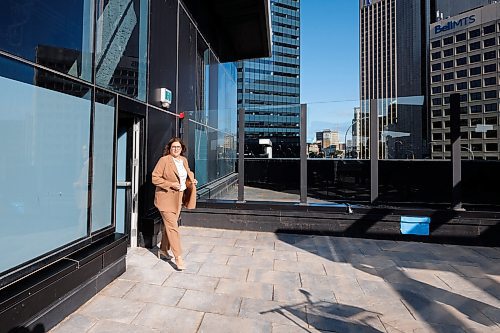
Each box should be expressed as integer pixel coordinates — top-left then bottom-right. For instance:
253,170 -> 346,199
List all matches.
152,137 -> 197,270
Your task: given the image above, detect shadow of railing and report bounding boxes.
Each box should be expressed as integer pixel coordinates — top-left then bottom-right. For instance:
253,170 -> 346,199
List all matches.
275,232 -> 500,330
260,289 -> 384,332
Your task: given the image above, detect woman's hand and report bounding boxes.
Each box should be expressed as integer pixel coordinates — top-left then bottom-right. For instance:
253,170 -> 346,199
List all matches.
193,179 -> 198,186
171,182 -> 181,191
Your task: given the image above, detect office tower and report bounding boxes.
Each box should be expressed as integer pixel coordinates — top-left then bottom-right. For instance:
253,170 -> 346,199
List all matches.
429,2 -> 500,160
238,0 -> 300,158
359,0 -> 430,159
432,0 -> 492,22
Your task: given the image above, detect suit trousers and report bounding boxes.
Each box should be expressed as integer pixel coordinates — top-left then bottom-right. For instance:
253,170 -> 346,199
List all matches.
159,190 -> 183,258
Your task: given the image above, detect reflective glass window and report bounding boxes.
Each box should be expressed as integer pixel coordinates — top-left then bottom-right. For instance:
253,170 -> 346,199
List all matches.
470,92 -> 481,101
469,67 -> 481,76
455,57 -> 466,66
432,133 -> 443,140
484,90 -> 497,99
456,70 -> 467,78
469,54 -> 481,63
469,29 -> 481,38
469,41 -> 481,51
443,60 -> 453,69
485,143 -> 498,152
0,57 -> 91,273
0,1 -> 94,81
431,40 -> 441,48
432,86 -> 441,94
485,103 -> 498,112
471,118 -> 483,126
483,50 -> 496,60
486,130 -> 497,138
483,24 -> 496,35
484,37 -> 496,48
470,105 -> 482,114
432,74 -> 441,83
484,77 -> 497,86
431,63 -> 441,71
432,120 -> 443,128
456,33 -> 466,42
471,131 -> 482,138
484,63 -> 497,73
469,79 -> 481,88
95,0 -> 148,101
433,144 -> 443,152
432,109 -> 442,117
443,72 -> 454,81
443,36 -> 454,45
471,144 -> 482,151
455,45 -> 467,54
485,117 -> 498,125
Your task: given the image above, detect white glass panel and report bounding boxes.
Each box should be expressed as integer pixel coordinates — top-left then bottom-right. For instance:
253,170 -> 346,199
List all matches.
0,76 -> 91,273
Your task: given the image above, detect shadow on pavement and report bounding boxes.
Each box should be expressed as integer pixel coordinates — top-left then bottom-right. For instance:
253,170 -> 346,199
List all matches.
275,232 -> 500,331
261,289 -> 384,332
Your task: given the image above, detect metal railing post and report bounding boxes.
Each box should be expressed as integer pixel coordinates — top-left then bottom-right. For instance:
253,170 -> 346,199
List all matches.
300,104 -> 307,205
238,107 -> 245,202
370,99 -> 379,204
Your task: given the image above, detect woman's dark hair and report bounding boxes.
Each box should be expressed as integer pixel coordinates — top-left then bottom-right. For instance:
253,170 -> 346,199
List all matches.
163,137 -> 186,156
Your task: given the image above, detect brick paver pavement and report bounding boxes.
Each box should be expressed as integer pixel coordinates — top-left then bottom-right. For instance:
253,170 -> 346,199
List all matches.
50,226 -> 500,332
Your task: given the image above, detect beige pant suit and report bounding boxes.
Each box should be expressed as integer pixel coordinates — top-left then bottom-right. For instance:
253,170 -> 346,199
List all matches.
152,155 -> 196,258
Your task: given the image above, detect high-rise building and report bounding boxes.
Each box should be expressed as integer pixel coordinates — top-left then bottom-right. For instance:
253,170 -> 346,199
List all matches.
432,0 -> 492,22
359,0 -> 431,159
238,0 -> 300,158
429,2 -> 500,160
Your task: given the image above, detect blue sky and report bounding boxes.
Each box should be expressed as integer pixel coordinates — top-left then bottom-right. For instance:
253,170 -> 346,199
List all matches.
300,1 -> 359,142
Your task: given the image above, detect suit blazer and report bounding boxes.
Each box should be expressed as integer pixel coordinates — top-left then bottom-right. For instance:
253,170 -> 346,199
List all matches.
152,155 -> 196,213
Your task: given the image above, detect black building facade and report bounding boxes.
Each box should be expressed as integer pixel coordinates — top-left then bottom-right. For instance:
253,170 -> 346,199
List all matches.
0,0 -> 270,331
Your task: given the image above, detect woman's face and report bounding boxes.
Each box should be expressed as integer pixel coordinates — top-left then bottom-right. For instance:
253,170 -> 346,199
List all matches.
170,142 -> 182,158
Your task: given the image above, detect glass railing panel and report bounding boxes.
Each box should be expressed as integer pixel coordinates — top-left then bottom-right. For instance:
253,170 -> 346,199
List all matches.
306,100 -> 370,204
243,104 -> 300,203
462,160 -> 500,207
185,109 -> 238,201
377,93 -> 500,208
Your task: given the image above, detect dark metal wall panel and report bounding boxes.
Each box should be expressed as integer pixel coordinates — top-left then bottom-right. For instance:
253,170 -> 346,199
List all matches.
148,0 -> 179,111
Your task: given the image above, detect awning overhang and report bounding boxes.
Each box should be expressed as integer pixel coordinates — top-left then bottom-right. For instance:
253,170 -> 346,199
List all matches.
182,0 -> 272,62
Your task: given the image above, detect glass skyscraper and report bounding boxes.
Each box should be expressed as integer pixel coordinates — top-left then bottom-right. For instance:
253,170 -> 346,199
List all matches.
237,0 -> 300,158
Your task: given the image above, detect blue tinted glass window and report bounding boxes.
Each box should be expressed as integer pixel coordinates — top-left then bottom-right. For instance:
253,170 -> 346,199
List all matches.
95,0 -> 148,101
0,1 -> 94,82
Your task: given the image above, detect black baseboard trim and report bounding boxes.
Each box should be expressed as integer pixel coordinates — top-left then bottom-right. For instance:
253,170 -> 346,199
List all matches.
0,233 -> 128,333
